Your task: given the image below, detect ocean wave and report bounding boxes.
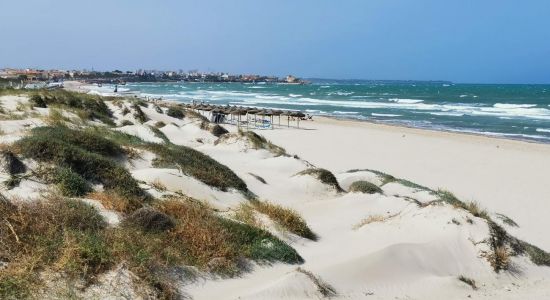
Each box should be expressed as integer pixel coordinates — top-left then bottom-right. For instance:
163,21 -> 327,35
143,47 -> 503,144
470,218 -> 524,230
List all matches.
328,91 -> 355,96
430,112 -> 465,117
536,128 -> 550,133
333,111 -> 359,115
371,113 -> 402,117
289,94 -> 302,98
493,103 -> 537,109
388,98 -> 424,104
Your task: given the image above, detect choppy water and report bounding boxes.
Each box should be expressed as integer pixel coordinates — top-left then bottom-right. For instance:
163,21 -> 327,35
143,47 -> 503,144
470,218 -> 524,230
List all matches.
91,80 -> 550,143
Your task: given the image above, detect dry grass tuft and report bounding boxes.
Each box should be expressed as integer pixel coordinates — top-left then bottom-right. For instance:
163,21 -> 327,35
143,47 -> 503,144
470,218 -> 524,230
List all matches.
296,168 -> 343,192
353,215 -> 386,229
87,191 -> 140,214
150,179 -> 167,192
251,200 -> 316,240
458,275 -> 477,290
296,267 -> 336,298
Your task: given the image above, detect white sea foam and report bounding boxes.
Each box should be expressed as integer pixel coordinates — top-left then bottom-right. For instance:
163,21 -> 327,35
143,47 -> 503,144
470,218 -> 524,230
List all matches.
289,94 -> 302,98
371,113 -> 402,117
536,128 -> 550,133
493,103 -> 537,109
430,112 -> 465,117
388,98 -> 424,104
333,111 -> 359,115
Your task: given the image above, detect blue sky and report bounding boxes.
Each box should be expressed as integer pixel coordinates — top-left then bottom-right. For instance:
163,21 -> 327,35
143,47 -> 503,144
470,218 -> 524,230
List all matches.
1,0 -> 549,83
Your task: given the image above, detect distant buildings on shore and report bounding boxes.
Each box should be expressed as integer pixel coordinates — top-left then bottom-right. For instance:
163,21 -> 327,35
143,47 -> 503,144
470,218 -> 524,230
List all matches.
0,68 -> 308,85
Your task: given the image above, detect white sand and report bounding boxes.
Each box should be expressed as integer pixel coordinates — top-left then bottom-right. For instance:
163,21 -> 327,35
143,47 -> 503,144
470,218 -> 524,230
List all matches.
259,117 -> 550,250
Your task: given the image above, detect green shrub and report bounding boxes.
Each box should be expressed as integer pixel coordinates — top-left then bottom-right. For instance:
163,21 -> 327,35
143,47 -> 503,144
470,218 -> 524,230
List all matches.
15,126 -> 148,204
124,207 -> 175,232
348,180 -> 383,194
35,90 -> 114,125
120,120 -> 134,126
166,106 -> 185,119
149,126 -> 170,143
238,131 -> 286,156
148,143 -> 247,192
30,94 -> 47,108
296,168 -> 343,192
253,200 -> 316,240
211,124 -> 229,137
54,167 -> 91,197
132,103 -> 148,123
155,121 -> 166,128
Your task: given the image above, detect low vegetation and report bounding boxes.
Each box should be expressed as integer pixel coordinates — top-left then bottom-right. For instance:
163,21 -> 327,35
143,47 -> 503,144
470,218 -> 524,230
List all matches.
458,275 -> 477,290
296,168 -> 343,192
149,142 -> 247,192
14,126 -> 148,207
210,124 -> 229,137
54,167 -> 91,197
348,180 -> 383,194
238,130 -> 286,156
132,103 -> 148,123
0,196 -> 111,299
251,200 -> 316,240
0,194 -> 303,299
346,169 -> 431,190
296,267 -> 337,298
166,106 -> 184,119
248,172 -> 267,184
29,90 -> 114,125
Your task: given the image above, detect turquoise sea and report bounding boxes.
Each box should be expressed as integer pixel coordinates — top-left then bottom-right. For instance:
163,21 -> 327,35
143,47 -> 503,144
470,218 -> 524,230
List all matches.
95,80 -> 550,143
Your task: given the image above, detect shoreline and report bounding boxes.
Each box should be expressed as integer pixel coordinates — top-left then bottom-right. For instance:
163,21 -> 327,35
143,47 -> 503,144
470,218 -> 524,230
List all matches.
67,80 -> 550,146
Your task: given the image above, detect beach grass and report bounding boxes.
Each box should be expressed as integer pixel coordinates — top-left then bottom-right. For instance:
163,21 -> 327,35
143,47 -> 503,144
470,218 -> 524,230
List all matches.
348,180 -> 383,194
296,168 -> 343,192
251,200 -> 317,240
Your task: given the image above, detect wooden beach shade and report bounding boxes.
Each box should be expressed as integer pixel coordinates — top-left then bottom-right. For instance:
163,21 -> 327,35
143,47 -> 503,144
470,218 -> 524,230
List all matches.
291,111 -> 305,128
247,108 -> 261,128
271,110 -> 283,127
259,109 -> 275,129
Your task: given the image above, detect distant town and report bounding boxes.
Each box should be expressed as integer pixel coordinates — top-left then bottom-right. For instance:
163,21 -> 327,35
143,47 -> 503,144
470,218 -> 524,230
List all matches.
0,68 -> 308,88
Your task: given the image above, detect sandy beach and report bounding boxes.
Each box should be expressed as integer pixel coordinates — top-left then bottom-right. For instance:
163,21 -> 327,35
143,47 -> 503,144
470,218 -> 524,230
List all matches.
259,116 -> 550,249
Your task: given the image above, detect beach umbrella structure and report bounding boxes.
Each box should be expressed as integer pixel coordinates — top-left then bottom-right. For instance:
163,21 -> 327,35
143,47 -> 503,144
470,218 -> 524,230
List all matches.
291,111 -> 306,128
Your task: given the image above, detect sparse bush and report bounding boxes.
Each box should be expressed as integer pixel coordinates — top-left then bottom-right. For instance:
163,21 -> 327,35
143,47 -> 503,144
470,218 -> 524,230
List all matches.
296,168 -> 343,192
30,94 -> 47,108
166,106 -> 184,119
120,119 -> 134,126
252,200 -> 316,240
124,207 -> 175,232
35,90 -> 114,125
348,180 -> 383,194
0,150 -> 26,175
0,196 -> 110,298
134,99 -> 148,108
153,105 -> 163,114
149,125 -> 170,143
54,167 -> 91,197
210,124 -> 229,137
248,172 -> 267,184
496,213 -> 519,227
132,103 -> 148,123
121,107 -> 130,116
15,126 -> 148,203
238,130 -> 286,156
155,121 -> 166,128
148,143 -> 247,192
458,275 -> 477,290
296,267 -> 337,297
